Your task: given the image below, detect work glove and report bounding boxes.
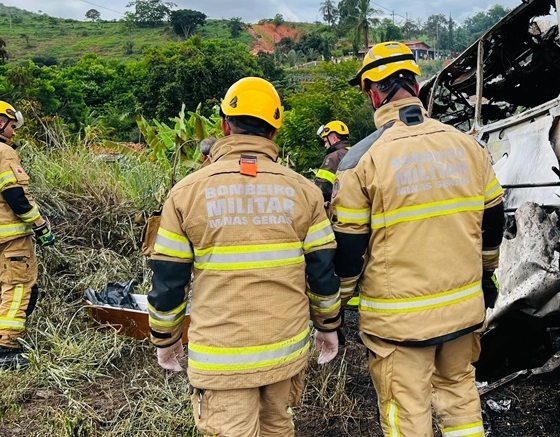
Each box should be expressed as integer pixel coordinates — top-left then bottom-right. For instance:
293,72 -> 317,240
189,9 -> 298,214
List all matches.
314,330 -> 338,364
156,341 -> 185,372
33,222 -> 55,247
482,270 -> 499,309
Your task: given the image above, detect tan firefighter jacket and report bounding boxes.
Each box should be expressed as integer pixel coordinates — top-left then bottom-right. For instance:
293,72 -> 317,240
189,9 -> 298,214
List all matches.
0,139 -> 44,244
332,97 -> 504,345
149,134 -> 341,390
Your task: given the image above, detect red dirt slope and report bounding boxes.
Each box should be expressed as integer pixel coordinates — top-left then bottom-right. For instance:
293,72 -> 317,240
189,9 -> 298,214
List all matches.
248,23 -> 302,54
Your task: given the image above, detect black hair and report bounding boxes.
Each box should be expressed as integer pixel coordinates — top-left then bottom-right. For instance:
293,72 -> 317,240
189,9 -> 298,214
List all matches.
226,115 -> 276,138
364,69 -> 417,93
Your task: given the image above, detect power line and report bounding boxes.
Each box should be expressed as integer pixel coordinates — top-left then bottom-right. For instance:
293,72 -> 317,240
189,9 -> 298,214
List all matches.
76,0 -> 125,16
369,1 -> 407,21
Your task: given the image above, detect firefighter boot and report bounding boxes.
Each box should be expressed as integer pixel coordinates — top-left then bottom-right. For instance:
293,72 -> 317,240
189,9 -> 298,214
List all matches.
0,346 -> 30,370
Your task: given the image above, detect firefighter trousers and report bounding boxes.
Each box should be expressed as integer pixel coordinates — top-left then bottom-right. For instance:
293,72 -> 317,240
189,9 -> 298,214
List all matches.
0,236 -> 38,348
191,370 -> 305,437
363,331 -> 484,437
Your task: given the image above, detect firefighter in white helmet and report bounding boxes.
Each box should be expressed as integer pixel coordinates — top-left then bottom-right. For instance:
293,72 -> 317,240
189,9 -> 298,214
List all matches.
332,42 -> 504,436
0,101 -> 55,370
315,120 -> 352,202
148,77 -> 341,436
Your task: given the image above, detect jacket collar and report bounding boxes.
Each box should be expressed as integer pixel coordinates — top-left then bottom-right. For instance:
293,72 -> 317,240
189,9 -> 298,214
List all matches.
373,97 -> 428,129
209,134 -> 279,163
0,134 -> 16,148
327,139 -> 351,154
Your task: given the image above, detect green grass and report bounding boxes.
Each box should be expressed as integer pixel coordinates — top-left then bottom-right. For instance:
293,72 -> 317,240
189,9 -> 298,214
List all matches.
0,5 -> 320,65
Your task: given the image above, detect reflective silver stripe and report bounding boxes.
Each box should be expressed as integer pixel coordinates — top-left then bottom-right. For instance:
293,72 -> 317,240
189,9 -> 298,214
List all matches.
0,171 -> 16,190
0,317 -> 25,329
371,197 -> 484,229
17,205 -> 40,223
335,206 -> 371,224
303,219 -> 335,251
7,284 -> 24,318
340,284 -> 355,294
154,228 -> 193,259
188,329 -> 310,369
148,301 -> 187,326
442,421 -> 484,437
482,248 -> 499,256
307,291 -> 340,310
386,399 -> 400,436
361,283 -> 481,313
0,223 -> 32,237
194,243 -> 304,270
485,179 -> 503,201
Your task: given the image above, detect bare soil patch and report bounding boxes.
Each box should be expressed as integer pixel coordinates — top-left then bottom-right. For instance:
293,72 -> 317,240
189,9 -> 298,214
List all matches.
295,310 -> 560,436
248,23 -> 302,54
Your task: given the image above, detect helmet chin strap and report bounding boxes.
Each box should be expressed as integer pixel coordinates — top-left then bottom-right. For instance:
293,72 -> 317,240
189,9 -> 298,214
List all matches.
378,80 -> 416,107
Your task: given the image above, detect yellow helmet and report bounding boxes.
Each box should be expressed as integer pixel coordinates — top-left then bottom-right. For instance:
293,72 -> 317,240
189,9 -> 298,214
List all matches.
317,120 -> 349,138
220,77 -> 282,129
0,101 -> 24,129
349,41 -> 421,93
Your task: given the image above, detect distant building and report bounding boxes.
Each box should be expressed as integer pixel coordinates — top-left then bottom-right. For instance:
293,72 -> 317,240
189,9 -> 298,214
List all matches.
402,41 -> 432,60
358,41 -> 433,60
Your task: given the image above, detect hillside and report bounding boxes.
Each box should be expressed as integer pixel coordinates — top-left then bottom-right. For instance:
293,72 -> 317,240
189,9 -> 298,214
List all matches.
0,4 -> 312,65
248,23 -> 302,54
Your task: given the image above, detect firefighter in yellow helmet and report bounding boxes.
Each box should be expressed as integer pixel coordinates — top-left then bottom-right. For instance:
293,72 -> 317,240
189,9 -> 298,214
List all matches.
0,101 -> 55,370
332,42 -> 504,436
315,120 -> 352,202
148,77 -> 341,436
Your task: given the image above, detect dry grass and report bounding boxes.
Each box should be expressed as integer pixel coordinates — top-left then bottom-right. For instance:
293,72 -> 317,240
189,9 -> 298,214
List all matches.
0,126 -> 361,436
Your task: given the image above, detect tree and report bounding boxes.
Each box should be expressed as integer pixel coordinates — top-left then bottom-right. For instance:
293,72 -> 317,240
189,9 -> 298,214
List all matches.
463,5 -> 510,41
85,9 -> 101,22
256,52 -> 285,83
228,17 -> 244,39
277,37 -> 295,55
319,0 -> 338,27
378,18 -> 402,42
170,9 -> 207,38
272,14 -> 284,27
355,0 -> 380,49
139,39 -> 262,120
337,0 -> 359,31
423,14 -> 448,55
126,0 -> 176,27
401,19 -> 419,41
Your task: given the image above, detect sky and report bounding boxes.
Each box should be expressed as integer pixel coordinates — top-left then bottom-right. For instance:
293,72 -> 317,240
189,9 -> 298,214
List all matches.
0,0 -> 529,25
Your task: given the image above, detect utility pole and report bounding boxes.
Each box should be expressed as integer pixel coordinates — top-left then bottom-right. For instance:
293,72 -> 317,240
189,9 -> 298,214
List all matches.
391,10 -> 395,24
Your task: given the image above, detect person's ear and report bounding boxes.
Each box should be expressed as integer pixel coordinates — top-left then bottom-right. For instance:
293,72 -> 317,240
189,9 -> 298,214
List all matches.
221,118 -> 231,135
369,88 -> 381,109
268,128 -> 278,140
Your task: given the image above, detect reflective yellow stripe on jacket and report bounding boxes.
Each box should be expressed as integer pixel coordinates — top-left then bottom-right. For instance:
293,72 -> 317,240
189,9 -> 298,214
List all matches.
316,169 -> 336,184
307,290 -> 341,314
360,281 -> 482,313
17,205 -> 40,223
485,178 -> 503,202
148,300 -> 187,331
194,242 -> 304,270
188,327 -> 310,371
0,170 -> 16,190
154,228 -> 193,259
0,222 -> 33,238
371,197 -> 484,230
303,219 -> 335,251
334,206 -> 371,225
